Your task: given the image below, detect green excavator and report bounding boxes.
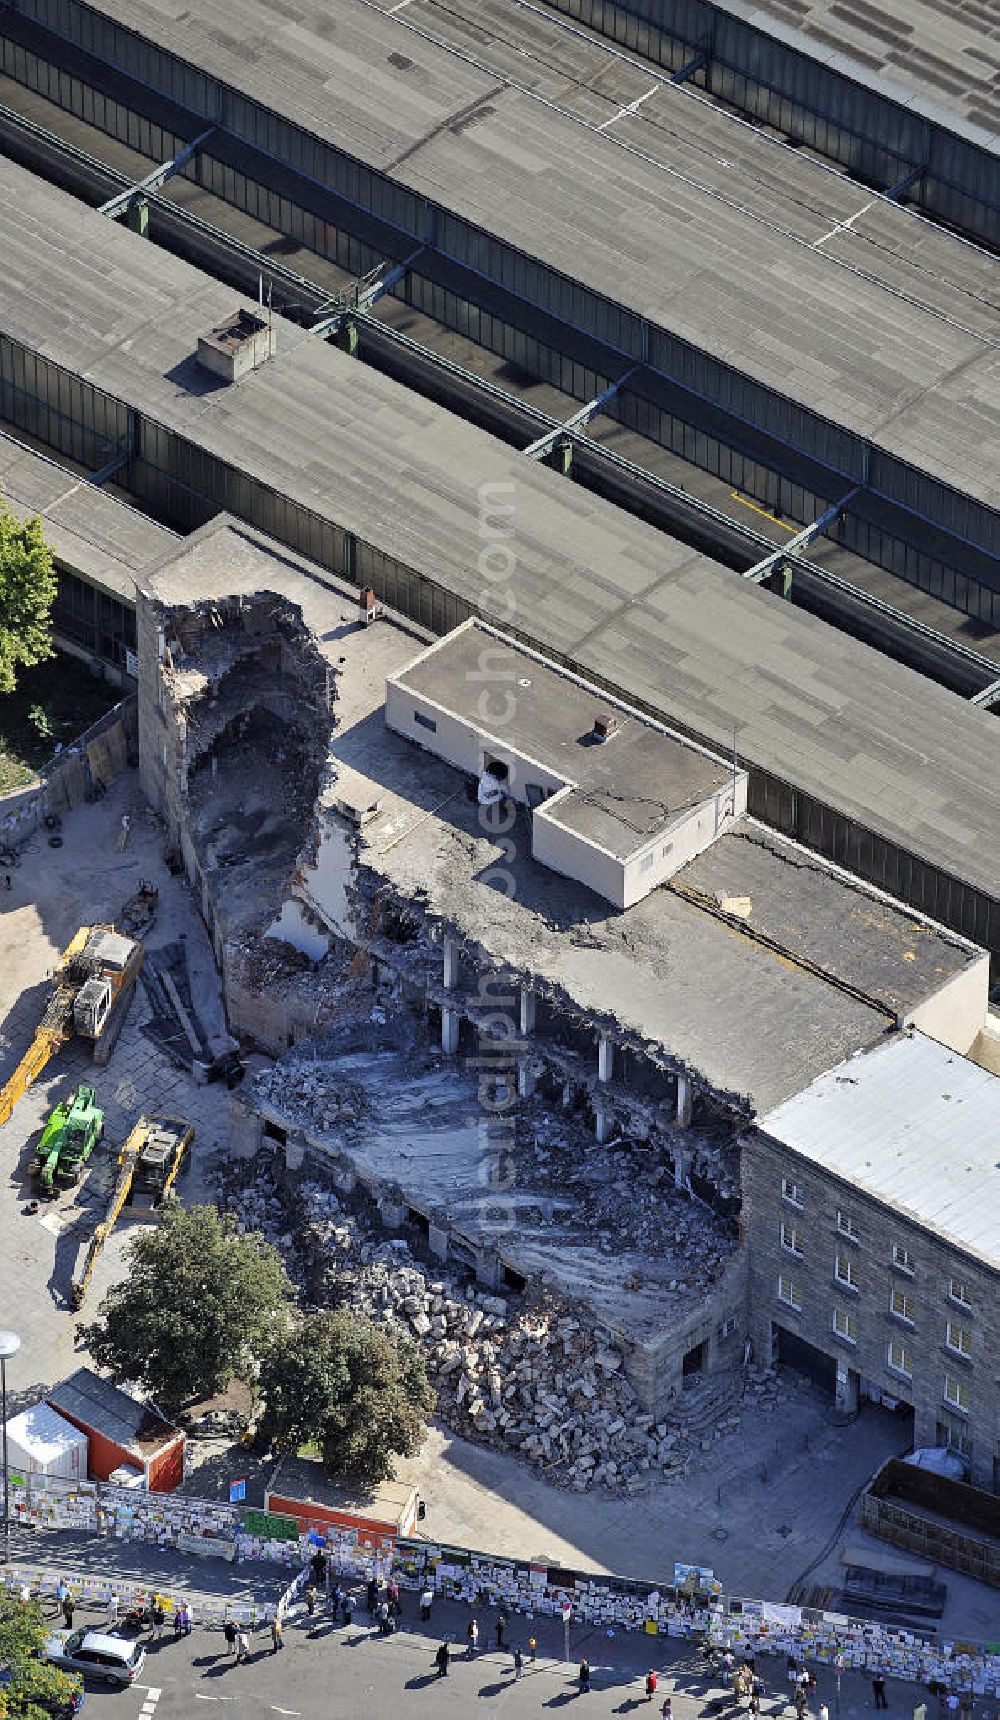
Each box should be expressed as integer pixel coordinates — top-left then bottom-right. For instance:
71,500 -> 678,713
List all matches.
32,1085 -> 104,1197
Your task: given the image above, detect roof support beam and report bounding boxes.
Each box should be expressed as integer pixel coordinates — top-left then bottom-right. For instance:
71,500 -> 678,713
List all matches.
523,368 -> 640,461
312,247 -> 426,337
98,128 -> 215,219
886,162 -> 929,202
970,676 -> 1000,709
671,49 -> 707,84
741,488 -> 861,584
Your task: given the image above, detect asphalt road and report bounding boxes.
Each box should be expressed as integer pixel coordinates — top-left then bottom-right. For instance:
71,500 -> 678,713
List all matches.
74,1620 -> 661,1719
60,1605 -> 882,1720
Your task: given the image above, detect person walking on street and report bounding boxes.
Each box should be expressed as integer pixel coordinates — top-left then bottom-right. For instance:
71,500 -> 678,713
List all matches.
151,1602 -> 165,1641
513,1645 -> 524,1680
61,1592 -> 75,1630
467,1618 -> 479,1658
107,1595 -> 119,1629
55,1580 -> 68,1620
496,1612 -> 508,1650
236,1629 -> 250,1664
662,1699 -> 673,1720
420,1584 -> 434,1623
647,1669 -> 659,1701
183,1604 -> 194,1637
342,1590 -> 356,1626
271,1615 -> 285,1654
529,1634 -> 537,1663
173,1606 -> 184,1640
795,1683 -> 808,1718
305,1583 -> 317,1618
367,1577 -> 379,1615
579,1656 -> 591,1693
224,1619 -> 238,1656
377,1599 -> 390,1636
873,1674 -> 888,1711
435,1640 -> 450,1678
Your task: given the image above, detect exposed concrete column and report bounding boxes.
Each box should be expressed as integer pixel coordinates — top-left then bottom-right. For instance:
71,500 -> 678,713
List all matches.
441,1006 -> 460,1056
443,936 -> 460,990
517,1060 -> 535,1099
673,1146 -> 692,1190
675,1071 -> 692,1127
126,198 -> 149,237
595,1098 -> 613,1144
519,986 -> 536,1036
835,1362 -> 859,1417
598,1035 -> 614,1084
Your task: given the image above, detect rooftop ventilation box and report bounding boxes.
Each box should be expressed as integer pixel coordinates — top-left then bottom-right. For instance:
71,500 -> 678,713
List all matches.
197,308 -> 276,382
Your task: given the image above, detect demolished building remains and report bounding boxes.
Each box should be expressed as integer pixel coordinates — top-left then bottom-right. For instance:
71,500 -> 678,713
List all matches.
137,518 -> 996,1473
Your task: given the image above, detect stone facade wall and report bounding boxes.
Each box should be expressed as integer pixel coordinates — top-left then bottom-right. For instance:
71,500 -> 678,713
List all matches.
744,1131 -> 1000,1491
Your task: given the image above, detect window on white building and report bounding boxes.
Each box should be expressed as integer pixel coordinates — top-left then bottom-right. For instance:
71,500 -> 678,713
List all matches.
777,1274 -> 802,1311
945,1321 -> 972,1359
834,1253 -> 858,1291
887,1340 -> 912,1378
781,1178 -> 803,1208
944,1375 -> 969,1413
889,1287 -> 915,1324
833,1308 -> 857,1343
780,1222 -> 803,1257
892,1244 -> 915,1274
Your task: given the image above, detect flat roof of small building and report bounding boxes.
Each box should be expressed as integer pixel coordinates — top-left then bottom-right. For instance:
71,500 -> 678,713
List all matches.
0,431 -> 175,601
58,0 -> 1000,514
757,1032 -> 1000,1271
267,1455 -> 416,1523
393,623 -> 734,861
3,165 -> 998,911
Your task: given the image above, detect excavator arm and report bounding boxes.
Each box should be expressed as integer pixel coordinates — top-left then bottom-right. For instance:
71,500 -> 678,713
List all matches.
0,1027 -> 65,1129
71,1121 -> 144,1308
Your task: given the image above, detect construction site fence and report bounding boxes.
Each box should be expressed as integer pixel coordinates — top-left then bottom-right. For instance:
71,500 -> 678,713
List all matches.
4,1468 -> 1000,1693
0,694 -> 138,849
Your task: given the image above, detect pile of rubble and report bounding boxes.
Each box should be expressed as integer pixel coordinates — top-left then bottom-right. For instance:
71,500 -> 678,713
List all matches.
252,1060 -> 371,1138
217,1167 -> 787,1494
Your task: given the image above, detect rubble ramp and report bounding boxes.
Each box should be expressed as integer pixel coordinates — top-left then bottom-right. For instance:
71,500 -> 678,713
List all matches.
140,942 -> 209,1074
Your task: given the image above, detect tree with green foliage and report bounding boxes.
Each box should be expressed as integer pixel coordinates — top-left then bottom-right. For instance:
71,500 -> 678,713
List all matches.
0,501 -> 57,696
77,1202 -> 291,1413
0,1590 -> 82,1719
258,1310 -> 435,1485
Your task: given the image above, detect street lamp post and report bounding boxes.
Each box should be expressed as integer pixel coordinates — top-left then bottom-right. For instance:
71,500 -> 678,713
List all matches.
0,1331 -> 22,1565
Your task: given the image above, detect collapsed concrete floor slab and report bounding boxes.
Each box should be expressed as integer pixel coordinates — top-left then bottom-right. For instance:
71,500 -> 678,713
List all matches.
240,1036 -> 743,1414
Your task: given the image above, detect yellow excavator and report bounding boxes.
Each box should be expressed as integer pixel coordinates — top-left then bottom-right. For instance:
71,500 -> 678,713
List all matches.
0,926 -> 144,1130
71,1114 -> 194,1307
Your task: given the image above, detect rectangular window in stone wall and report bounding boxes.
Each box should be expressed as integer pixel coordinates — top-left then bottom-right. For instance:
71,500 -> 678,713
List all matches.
781,1178 -> 803,1208
890,1288 -> 915,1324
887,1340 -> 912,1378
777,1274 -> 802,1310
833,1307 -> 857,1343
945,1321 -> 972,1358
836,1210 -> 859,1240
892,1244 -> 916,1274
949,1279 -> 973,1309
835,1253 -> 858,1291
944,1374 -> 970,1412
780,1222 -> 803,1256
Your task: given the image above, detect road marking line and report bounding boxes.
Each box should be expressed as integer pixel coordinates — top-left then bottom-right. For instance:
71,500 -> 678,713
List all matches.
813,195 -> 879,247
730,491 -> 798,533
596,85 -> 659,130
386,0 -> 413,11
146,1692 -> 162,1702
270,1709 -> 302,1716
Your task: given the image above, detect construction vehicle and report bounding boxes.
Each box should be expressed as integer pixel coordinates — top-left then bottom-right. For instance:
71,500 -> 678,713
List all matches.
71,1115 -> 194,1307
120,881 -> 158,940
0,926 -> 143,1129
31,1085 -> 104,1197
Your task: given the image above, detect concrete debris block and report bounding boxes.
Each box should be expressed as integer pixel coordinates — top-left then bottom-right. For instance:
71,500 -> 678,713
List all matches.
410,1312 -> 432,1337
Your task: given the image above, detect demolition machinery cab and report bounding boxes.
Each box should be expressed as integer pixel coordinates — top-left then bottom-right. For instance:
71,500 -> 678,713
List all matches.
33,1084 -> 104,1196
69,929 -> 141,1040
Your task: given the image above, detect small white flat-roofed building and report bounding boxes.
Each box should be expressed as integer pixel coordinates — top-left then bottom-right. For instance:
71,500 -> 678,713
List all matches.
386,620 -> 748,909
5,1401 -> 88,1481
744,1031 -> 1000,1489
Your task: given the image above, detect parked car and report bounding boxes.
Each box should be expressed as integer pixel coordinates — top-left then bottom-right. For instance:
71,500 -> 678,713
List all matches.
42,1628 -> 144,1687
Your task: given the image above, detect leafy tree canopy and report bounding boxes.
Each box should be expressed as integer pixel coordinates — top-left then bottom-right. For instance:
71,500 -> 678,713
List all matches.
0,1592 -> 82,1719
77,1203 -> 291,1412
258,1311 -> 435,1486
0,503 -> 57,696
